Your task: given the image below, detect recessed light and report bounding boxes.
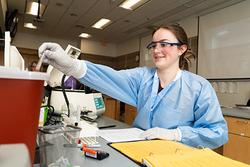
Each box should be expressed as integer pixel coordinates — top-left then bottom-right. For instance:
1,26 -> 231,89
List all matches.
79,33 -> 91,38
24,23 -> 37,29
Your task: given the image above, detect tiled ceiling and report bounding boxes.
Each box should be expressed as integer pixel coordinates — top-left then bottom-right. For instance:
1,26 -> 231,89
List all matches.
7,0 -> 244,43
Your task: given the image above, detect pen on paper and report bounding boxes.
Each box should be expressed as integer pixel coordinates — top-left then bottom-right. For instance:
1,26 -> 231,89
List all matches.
98,125 -> 116,129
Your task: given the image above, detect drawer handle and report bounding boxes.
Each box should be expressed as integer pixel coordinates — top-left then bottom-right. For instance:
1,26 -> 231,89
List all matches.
240,133 -> 245,136
236,120 -> 248,124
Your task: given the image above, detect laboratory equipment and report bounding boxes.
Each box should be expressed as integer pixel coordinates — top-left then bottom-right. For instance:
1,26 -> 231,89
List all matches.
38,124 -> 81,167
46,44 -> 105,119
65,44 -> 81,59
49,90 -> 105,118
39,124 -> 81,146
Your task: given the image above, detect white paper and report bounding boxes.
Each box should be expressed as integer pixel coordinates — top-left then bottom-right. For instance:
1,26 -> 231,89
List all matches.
98,128 -> 145,143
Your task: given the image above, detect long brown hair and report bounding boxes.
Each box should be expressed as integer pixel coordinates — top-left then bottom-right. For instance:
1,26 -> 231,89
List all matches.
152,24 -> 195,70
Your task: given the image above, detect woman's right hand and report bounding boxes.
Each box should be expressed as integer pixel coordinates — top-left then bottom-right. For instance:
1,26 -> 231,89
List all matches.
38,42 -> 85,78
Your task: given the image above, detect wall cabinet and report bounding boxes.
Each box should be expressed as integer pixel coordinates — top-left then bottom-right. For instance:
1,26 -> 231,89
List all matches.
103,96 -> 137,126
223,116 -> 250,164
124,104 -> 137,125
103,96 -> 120,120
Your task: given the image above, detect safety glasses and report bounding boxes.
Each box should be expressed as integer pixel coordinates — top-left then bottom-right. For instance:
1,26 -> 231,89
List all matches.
146,41 -> 182,50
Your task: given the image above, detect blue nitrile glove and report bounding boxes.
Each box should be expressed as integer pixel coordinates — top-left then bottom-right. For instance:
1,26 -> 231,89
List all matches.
38,42 -> 86,78
140,127 -> 182,141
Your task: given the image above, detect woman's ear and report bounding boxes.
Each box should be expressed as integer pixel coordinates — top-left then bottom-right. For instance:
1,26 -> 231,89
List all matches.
178,44 -> 188,56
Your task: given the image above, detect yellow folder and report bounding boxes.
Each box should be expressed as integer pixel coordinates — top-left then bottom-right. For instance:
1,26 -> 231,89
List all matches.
110,140 -> 250,167
110,140 -> 195,163
142,148 -> 250,167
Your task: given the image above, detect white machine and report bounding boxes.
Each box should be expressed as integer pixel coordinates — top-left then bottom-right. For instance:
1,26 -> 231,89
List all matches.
46,45 -> 105,119
50,89 -> 105,117
65,44 -> 81,59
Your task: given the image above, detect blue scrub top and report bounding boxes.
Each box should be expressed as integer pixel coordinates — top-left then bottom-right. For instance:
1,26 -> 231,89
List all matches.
79,61 -> 228,149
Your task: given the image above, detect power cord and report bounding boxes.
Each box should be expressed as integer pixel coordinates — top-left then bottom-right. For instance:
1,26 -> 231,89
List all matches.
61,74 -> 70,117
43,105 -> 63,126
43,74 -> 70,125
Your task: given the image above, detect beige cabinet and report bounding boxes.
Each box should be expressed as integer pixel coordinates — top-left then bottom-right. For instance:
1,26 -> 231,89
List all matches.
124,104 -> 137,125
102,98 -> 137,125
223,116 -> 250,164
103,96 -> 120,120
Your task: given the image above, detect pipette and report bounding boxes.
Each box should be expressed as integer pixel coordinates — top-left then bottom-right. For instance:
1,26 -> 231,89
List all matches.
35,55 -> 44,71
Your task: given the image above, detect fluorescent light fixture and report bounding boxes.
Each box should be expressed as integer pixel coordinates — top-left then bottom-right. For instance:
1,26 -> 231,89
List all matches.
119,0 -> 149,10
79,33 -> 91,38
24,23 -> 37,29
26,1 -> 46,17
92,18 -> 111,29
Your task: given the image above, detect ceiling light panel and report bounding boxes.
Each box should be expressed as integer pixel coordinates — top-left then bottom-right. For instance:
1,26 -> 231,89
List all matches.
26,1 -> 46,17
79,33 -> 91,38
24,23 -> 37,29
91,18 -> 112,29
119,0 -> 149,10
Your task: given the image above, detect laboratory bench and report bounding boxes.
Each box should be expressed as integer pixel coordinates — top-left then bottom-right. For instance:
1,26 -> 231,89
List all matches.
37,106 -> 250,166
38,116 -> 140,167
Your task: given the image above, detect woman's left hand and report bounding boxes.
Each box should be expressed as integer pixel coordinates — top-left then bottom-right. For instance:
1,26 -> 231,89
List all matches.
140,127 -> 181,141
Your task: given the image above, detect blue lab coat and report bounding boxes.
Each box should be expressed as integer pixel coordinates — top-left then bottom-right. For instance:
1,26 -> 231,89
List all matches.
79,61 -> 228,149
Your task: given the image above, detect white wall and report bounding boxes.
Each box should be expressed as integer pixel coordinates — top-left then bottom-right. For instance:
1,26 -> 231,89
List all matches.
178,16 -> 198,37
211,81 -> 250,107
12,32 -> 79,50
139,35 -> 153,67
116,37 -> 140,56
80,37 -> 139,57
178,16 -> 198,74
80,39 -> 117,57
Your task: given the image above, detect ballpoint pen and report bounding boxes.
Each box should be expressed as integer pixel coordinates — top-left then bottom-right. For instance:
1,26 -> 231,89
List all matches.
98,125 -> 116,129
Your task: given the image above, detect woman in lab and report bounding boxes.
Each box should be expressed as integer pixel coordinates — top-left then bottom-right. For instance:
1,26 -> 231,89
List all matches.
38,24 -> 228,149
